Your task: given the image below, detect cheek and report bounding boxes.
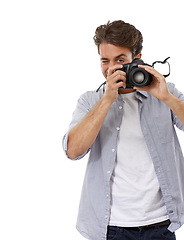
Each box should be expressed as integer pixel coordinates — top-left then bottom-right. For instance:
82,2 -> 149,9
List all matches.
101,65 -> 108,78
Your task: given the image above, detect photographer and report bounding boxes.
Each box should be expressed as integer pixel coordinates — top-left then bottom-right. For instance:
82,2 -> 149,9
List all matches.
62,20 -> 184,240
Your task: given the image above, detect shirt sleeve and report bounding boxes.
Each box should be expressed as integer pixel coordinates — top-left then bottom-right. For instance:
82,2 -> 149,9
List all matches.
168,82 -> 184,131
62,91 -> 94,160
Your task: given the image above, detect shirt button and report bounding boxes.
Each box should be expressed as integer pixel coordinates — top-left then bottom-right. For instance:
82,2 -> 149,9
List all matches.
106,194 -> 109,198
105,215 -> 108,219
119,106 -> 122,109
116,127 -> 120,131
112,148 -> 115,152
107,170 -> 110,174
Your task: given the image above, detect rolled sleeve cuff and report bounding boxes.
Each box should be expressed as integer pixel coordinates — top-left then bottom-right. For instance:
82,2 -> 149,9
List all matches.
62,132 -> 90,160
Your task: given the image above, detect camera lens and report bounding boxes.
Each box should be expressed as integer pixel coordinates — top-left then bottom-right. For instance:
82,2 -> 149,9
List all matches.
129,68 -> 152,87
133,72 -> 145,83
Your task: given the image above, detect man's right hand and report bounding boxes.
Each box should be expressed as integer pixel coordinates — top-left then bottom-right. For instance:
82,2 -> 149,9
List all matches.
104,64 -> 126,103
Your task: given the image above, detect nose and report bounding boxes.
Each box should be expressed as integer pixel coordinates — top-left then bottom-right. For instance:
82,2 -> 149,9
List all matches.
109,61 -> 116,68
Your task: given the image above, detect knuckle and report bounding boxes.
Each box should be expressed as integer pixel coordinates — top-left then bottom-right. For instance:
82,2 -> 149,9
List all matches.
108,67 -> 113,72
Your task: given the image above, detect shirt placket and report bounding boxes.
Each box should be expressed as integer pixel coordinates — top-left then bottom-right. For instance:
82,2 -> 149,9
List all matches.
102,98 -> 124,238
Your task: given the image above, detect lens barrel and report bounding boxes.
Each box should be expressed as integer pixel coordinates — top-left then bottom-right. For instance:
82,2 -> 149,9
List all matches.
129,68 -> 152,87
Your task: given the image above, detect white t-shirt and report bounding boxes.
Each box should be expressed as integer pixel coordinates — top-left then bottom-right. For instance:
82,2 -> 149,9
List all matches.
109,92 -> 169,227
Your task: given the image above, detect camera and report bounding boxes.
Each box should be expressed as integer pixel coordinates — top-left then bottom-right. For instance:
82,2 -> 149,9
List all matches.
116,58 -> 152,89
96,57 -> 170,93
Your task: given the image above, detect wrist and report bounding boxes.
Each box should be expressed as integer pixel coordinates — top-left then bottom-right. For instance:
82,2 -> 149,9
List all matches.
162,92 -> 176,107
101,94 -> 115,107
102,90 -> 118,105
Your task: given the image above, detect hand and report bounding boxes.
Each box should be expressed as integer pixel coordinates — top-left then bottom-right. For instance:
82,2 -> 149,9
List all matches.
133,65 -> 171,101
104,64 -> 126,103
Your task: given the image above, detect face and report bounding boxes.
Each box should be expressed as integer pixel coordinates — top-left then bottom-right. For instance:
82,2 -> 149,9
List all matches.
99,43 -> 141,79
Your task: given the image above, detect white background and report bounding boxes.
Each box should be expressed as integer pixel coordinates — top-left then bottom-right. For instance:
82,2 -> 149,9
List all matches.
0,0 -> 184,239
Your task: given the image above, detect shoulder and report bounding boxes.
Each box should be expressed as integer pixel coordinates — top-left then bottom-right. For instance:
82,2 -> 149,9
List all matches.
167,82 -> 184,100
78,89 -> 104,106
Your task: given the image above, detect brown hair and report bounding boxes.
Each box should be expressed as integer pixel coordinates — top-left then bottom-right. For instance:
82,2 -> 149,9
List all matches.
93,20 -> 143,57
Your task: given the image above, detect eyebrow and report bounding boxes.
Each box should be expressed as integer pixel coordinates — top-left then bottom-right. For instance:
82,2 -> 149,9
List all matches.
100,53 -> 127,61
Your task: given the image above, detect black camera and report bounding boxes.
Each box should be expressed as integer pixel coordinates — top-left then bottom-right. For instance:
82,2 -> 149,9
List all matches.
96,57 -> 170,92
116,58 -> 152,89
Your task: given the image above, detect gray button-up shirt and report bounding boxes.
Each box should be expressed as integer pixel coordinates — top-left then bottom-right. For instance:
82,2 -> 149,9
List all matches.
63,82 -> 184,240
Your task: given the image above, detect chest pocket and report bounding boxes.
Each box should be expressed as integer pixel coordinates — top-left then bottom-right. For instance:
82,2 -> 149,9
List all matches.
153,114 -> 173,143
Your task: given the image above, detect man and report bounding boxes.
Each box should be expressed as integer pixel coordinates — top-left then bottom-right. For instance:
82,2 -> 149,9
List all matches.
63,20 -> 184,240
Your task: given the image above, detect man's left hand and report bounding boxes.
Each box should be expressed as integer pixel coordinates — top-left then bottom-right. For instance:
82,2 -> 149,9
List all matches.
133,65 -> 171,102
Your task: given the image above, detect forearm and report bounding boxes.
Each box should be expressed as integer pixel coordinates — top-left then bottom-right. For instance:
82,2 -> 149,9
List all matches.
163,92 -> 184,125
67,95 -> 112,159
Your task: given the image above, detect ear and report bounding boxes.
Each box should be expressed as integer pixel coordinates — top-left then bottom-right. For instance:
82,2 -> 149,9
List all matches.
135,53 -> 142,59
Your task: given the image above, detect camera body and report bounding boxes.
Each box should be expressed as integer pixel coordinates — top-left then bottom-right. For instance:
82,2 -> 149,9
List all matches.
117,58 -> 152,89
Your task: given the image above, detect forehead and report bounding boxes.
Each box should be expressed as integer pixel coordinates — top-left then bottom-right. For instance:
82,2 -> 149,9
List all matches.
99,43 -> 132,59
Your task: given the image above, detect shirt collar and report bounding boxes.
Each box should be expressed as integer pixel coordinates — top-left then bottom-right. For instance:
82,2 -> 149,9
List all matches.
117,90 -> 148,102
136,90 -> 149,98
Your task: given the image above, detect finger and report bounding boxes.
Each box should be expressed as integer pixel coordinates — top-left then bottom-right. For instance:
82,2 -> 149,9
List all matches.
117,80 -> 126,89
113,69 -> 126,77
107,73 -> 126,85
108,64 -> 123,76
107,70 -> 126,82
109,78 -> 126,90
138,65 -> 163,81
